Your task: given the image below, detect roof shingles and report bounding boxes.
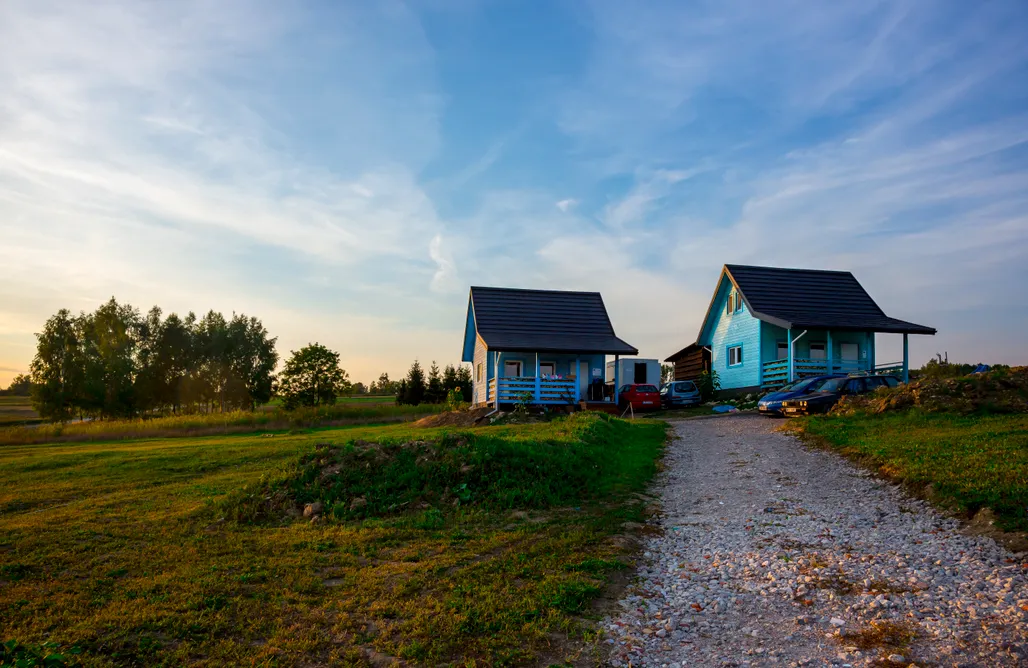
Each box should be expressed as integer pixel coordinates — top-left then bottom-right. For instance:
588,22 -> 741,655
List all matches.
468,286 -> 638,354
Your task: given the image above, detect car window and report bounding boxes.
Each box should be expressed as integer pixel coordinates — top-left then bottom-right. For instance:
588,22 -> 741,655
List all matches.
880,376 -> 899,387
846,379 -> 865,393
660,386 -> 669,395
819,378 -> 847,392
618,385 -> 632,395
675,382 -> 697,393
637,385 -> 658,393
865,377 -> 885,389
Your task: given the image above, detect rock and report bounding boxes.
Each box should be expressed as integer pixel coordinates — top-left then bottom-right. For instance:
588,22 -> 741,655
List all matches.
349,497 -> 367,511
302,501 -> 323,518
887,654 -> 905,664
830,617 -> 846,627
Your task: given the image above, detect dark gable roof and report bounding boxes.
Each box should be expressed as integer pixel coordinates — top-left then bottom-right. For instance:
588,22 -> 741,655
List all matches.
722,264 -> 936,335
469,286 -> 638,354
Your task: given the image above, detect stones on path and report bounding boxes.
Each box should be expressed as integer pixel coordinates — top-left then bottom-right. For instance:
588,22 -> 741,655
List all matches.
603,416 -> 1028,667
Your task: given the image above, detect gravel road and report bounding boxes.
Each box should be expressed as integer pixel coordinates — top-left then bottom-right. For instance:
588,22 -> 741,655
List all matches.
604,415 -> 1028,667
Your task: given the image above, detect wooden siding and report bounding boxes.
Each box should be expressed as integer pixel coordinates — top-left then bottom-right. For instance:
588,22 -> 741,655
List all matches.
472,335 -> 489,405
672,347 -> 710,382
709,287 -> 761,390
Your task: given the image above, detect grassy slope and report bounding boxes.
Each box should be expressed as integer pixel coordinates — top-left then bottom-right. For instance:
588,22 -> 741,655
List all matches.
0,414 -> 666,666
794,411 -> 1028,531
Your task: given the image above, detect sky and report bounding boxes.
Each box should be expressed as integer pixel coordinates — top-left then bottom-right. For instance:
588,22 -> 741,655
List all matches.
2,0 -> 1027,388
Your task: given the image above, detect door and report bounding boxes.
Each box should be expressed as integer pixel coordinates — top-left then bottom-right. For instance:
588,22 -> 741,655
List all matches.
579,362 -> 590,400
634,362 -> 647,383
840,343 -> 858,360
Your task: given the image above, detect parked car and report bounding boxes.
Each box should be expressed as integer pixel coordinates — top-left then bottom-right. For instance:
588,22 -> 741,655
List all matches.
780,375 -> 895,416
757,374 -> 847,416
617,384 -> 661,411
661,380 -> 702,408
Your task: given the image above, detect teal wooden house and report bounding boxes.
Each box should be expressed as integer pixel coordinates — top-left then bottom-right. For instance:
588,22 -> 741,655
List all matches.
461,286 -> 638,407
683,265 -> 935,393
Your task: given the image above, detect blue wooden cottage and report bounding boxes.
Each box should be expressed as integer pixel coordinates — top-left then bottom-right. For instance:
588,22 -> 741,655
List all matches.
461,286 -> 638,407
681,265 -> 935,393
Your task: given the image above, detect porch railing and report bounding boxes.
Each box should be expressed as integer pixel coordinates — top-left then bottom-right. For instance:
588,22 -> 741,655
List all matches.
761,358 -> 877,389
487,376 -> 579,405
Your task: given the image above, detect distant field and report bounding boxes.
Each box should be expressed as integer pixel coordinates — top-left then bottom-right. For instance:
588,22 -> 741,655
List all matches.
0,414 -> 665,665
261,395 -> 397,411
0,396 -> 40,426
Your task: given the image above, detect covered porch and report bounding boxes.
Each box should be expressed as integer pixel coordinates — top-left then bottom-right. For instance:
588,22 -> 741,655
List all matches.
759,325 -> 916,389
483,351 -> 610,406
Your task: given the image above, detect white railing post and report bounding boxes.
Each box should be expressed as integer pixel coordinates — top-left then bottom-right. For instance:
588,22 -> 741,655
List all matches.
495,351 -> 502,408
787,328 -> 793,382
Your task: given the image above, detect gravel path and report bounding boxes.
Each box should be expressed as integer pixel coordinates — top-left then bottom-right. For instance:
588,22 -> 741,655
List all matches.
604,415 -> 1028,667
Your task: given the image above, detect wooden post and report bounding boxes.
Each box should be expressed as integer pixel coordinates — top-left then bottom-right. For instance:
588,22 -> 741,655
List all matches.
902,334 -> 909,383
613,355 -> 620,405
574,356 -> 581,402
535,353 -> 540,404
827,330 -> 833,375
787,328 -> 794,383
495,351 -> 502,409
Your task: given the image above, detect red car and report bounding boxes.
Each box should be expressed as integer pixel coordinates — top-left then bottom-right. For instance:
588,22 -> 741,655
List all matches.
617,384 -> 661,411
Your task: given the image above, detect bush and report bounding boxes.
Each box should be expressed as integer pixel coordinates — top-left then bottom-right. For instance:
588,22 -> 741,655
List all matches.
832,367 -> 1028,416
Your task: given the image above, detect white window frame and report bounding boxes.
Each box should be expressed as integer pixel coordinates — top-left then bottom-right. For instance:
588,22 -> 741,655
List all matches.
504,360 -> 523,377
476,363 -> 482,382
727,344 -> 743,367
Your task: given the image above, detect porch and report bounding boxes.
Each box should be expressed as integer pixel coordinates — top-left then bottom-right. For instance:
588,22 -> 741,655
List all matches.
761,359 -> 905,388
487,377 -> 579,405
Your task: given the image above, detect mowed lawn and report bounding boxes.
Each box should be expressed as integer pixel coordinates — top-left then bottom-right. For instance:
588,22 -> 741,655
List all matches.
795,411 -> 1028,532
0,396 -> 40,426
0,416 -> 665,666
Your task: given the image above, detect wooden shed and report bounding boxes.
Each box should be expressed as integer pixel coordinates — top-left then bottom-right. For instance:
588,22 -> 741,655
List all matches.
665,343 -> 711,382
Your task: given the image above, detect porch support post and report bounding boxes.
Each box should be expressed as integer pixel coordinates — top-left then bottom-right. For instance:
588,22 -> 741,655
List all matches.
613,355 -> 620,405
495,351 -> 502,409
902,334 -> 909,383
826,330 -> 833,375
574,357 -> 581,403
787,328 -> 794,383
869,332 -> 875,372
535,353 -> 540,403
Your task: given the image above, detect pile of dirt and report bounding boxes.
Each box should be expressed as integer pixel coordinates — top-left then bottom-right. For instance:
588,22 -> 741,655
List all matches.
412,406 -> 494,428
832,366 -> 1028,416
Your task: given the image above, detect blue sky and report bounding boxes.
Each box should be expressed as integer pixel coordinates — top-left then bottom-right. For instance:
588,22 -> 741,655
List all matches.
2,0 -> 1027,387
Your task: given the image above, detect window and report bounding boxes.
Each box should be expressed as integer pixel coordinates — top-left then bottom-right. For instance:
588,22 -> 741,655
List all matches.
727,345 -> 743,367
476,363 -> 482,382
539,362 -> 556,377
726,292 -> 734,315
777,341 -> 788,360
840,342 -> 858,360
504,360 -> 523,377
675,381 -> 697,393
845,379 -> 865,394
809,342 -> 826,360
735,293 -> 743,313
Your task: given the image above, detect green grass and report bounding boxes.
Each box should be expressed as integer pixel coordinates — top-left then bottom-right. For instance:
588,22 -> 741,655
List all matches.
794,411 -> 1028,531
0,396 -> 41,427
0,413 -> 666,665
0,403 -> 442,448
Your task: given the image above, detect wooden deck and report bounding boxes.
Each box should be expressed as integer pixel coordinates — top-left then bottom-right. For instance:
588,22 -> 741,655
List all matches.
761,359 -> 904,389
487,377 -> 579,405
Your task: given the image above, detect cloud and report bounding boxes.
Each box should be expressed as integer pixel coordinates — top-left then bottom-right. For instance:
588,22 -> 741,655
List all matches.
429,234 -> 460,294
555,198 -> 578,212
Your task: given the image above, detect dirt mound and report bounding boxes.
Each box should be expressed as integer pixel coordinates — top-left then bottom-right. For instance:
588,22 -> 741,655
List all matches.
832,367 -> 1028,416
413,406 -> 494,428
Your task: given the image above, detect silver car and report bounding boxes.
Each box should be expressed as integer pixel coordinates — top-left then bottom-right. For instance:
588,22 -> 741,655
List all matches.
661,380 -> 702,408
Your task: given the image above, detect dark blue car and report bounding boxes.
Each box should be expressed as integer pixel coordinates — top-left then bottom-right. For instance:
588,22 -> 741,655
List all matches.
757,374 -> 847,416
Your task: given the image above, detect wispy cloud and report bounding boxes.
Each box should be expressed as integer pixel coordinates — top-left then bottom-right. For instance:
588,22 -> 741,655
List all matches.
555,198 -> 578,213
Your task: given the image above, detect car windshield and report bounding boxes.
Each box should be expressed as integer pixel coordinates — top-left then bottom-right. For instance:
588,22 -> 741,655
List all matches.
818,378 -> 848,392
675,382 -> 697,392
636,385 -> 658,393
780,377 -> 829,393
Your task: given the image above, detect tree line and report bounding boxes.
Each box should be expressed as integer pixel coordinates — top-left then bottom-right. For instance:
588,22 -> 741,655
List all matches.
22,298 -> 474,423
29,298 -> 278,422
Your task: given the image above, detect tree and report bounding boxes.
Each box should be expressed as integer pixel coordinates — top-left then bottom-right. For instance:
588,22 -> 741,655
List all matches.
1,374 -> 32,396
426,361 -> 445,404
455,365 -> 473,402
398,360 -> 426,406
226,314 -> 278,411
29,309 -> 84,423
372,372 -> 395,396
277,343 -> 349,409
351,382 -> 367,395
77,298 -> 139,420
661,363 -> 674,384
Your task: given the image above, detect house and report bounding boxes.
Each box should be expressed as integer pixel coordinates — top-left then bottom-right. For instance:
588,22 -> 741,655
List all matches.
677,265 -> 935,393
461,286 -> 638,407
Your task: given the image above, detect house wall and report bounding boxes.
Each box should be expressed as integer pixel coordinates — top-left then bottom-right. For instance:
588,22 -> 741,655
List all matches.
472,336 -> 489,405
760,325 -> 874,366
706,283 -> 762,391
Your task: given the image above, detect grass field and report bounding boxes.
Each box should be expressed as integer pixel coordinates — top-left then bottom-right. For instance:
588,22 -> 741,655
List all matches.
793,411 -> 1028,532
0,413 -> 666,666
0,396 -> 41,427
